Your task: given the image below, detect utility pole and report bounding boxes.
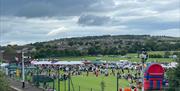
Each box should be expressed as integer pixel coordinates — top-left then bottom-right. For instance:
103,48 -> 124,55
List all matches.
68,72 -> 71,91
22,51 -> 25,88
140,48 -> 148,91
142,59 -> 144,91
58,67 -> 60,91
117,72 -> 119,91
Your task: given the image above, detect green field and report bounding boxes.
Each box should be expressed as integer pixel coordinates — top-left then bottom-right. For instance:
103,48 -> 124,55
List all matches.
25,70 -> 136,91
58,51 -> 175,62
47,73 -> 132,91
23,70 -> 136,91
59,56 -> 173,62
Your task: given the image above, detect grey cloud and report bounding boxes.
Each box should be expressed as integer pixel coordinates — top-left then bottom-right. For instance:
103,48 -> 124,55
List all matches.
149,0 -> 180,12
0,0 -> 180,45
123,17 -> 180,30
0,0 -> 99,17
78,14 -> 180,30
78,15 -> 111,26
15,2 -> 56,17
1,0 -> 179,18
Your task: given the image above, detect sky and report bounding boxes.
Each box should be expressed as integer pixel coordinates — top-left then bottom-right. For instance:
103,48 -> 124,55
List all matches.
0,0 -> 180,46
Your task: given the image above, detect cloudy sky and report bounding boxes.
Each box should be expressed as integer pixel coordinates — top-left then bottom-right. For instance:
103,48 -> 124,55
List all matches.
0,0 -> 180,46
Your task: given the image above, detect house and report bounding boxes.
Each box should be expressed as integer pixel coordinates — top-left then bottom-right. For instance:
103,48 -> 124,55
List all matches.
2,50 -> 22,63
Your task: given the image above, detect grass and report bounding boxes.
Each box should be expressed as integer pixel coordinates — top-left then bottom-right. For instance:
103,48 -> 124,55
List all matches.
47,73 -> 131,91
24,71 -> 132,91
24,70 -> 134,91
58,51 -> 175,62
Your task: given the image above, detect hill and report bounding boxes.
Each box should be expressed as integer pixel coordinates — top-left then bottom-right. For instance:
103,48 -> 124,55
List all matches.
0,35 -> 180,59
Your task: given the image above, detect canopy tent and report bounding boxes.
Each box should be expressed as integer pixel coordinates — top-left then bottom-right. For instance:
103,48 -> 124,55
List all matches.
31,61 -> 38,64
53,61 -> 83,65
31,61 -> 52,65
0,63 -> 9,67
82,60 -> 91,64
91,61 -> 104,64
31,61 -> 83,65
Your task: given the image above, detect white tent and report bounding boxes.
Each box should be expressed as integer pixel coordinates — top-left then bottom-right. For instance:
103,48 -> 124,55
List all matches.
0,63 -> 9,67
31,61 -> 38,64
53,61 -> 83,65
31,61 -> 83,65
32,61 -> 52,65
170,62 -> 178,67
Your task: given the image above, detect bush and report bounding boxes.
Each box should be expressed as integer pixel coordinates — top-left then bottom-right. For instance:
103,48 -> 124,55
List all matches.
0,71 -> 9,91
164,51 -> 171,58
166,53 -> 180,91
149,54 -> 163,58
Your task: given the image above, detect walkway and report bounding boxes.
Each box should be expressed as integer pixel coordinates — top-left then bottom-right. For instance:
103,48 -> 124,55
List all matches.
9,78 -> 43,91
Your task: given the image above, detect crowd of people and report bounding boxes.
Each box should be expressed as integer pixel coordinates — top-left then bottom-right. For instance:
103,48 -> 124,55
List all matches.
23,62 -> 144,89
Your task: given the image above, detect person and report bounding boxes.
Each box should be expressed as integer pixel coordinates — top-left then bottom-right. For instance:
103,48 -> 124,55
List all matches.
129,83 -> 136,89
95,67 -> 99,77
134,72 -> 137,79
48,69 -> 51,76
112,69 -> 115,76
127,68 -> 130,73
117,71 -> 121,79
105,69 -> 108,77
137,81 -> 142,89
124,87 -> 131,91
66,67 -> 69,72
138,70 -> 141,77
63,73 -> 67,80
86,68 -> 89,76
43,82 -> 47,89
121,68 -> 124,73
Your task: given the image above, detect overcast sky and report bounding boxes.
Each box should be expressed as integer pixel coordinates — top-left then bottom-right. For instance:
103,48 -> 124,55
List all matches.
0,0 -> 180,46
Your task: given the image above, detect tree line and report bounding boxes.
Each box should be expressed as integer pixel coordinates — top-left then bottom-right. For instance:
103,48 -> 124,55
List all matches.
1,35 -> 180,59
31,41 -> 180,58
32,47 -> 128,58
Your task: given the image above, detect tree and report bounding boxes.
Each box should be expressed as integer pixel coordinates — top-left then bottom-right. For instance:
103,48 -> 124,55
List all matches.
88,46 -> 102,55
78,41 -> 84,46
144,39 -> 156,51
3,46 -> 17,62
149,54 -> 163,58
109,47 -> 118,55
164,51 -> 171,58
167,52 -> 180,91
119,50 -> 127,56
0,71 -> 9,91
102,48 -> 109,55
68,41 -> 74,46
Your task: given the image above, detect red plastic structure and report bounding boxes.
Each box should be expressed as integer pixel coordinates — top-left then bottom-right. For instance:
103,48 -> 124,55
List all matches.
144,63 -> 164,90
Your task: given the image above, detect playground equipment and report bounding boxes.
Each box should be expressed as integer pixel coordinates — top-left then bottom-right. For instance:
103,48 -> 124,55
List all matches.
144,63 -> 164,90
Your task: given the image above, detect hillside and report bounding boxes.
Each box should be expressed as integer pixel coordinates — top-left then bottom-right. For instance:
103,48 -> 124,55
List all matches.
1,35 -> 180,59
